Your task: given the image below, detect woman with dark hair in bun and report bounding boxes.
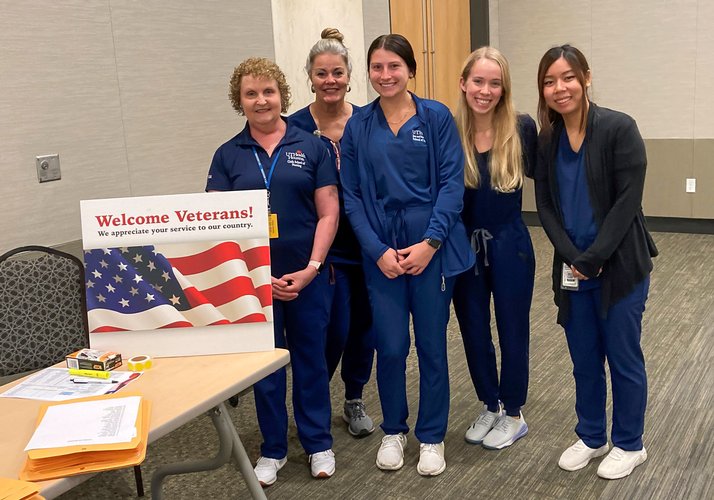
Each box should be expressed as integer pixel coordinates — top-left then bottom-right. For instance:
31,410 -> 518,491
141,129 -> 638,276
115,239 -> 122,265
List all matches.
341,34 -> 473,476
290,28 -> 376,440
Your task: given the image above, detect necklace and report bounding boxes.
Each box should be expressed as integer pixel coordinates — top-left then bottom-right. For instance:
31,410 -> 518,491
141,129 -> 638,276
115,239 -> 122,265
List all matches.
385,101 -> 415,125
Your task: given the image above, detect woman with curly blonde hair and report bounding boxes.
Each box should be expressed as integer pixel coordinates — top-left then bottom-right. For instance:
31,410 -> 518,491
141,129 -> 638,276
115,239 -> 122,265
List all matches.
452,46 -> 537,450
207,57 -> 339,485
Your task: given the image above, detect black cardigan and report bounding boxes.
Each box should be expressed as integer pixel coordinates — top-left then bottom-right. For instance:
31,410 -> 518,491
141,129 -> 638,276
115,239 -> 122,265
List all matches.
534,102 -> 658,325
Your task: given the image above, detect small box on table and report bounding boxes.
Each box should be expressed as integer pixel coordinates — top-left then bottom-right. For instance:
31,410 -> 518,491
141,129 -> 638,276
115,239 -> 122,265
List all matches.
66,349 -> 122,371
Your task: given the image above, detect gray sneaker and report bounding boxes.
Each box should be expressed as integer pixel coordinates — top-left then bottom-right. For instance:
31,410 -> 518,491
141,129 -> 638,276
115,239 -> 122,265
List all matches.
343,399 -> 375,437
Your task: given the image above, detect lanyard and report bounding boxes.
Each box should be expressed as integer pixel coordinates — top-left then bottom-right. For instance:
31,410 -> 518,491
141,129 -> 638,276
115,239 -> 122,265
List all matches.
252,146 -> 282,211
252,146 -> 282,190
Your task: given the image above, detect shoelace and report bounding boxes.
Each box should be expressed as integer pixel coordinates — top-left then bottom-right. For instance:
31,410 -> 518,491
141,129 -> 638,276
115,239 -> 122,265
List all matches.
607,448 -> 625,460
256,457 -> 280,470
348,401 -> 367,420
382,435 -> 404,450
493,416 -> 514,433
311,450 -> 335,462
475,410 -> 497,426
420,444 -> 440,454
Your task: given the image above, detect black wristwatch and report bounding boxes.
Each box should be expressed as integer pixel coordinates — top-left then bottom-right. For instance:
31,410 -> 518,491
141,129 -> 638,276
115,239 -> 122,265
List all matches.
424,237 -> 442,250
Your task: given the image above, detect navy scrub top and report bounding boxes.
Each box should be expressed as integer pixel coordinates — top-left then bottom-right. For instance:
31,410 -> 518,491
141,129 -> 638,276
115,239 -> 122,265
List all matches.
556,128 -> 600,290
369,109 -> 432,212
206,119 -> 337,278
289,104 -> 362,265
461,114 -> 537,234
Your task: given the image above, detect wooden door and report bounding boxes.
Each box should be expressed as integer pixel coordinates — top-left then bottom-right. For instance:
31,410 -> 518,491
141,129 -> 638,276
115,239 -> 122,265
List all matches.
430,0 -> 472,112
388,0 -> 428,98
389,0 -> 471,112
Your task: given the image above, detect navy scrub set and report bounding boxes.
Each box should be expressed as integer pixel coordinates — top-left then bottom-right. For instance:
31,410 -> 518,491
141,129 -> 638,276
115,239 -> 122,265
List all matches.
452,114 -> 537,418
206,119 -> 337,458
341,95 -> 473,444
289,105 -> 375,401
534,103 -> 657,453
555,128 -> 648,451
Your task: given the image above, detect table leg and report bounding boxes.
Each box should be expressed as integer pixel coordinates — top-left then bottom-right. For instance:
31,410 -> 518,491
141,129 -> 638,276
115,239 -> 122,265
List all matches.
216,402 -> 267,500
149,403 -> 266,500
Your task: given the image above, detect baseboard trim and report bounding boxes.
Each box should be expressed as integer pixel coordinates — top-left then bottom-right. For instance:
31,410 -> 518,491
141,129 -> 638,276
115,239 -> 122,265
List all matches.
522,212 -> 714,235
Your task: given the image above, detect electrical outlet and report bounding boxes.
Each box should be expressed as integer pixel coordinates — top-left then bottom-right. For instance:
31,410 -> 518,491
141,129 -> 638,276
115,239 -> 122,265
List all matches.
686,178 -> 696,193
36,154 -> 61,183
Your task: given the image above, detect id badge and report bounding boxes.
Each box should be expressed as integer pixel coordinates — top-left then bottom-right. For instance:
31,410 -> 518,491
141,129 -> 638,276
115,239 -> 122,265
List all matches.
269,213 -> 279,239
561,263 -> 579,290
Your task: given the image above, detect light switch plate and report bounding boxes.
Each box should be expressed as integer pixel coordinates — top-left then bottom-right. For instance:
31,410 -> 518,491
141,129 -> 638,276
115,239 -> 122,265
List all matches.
686,178 -> 696,193
36,154 -> 61,183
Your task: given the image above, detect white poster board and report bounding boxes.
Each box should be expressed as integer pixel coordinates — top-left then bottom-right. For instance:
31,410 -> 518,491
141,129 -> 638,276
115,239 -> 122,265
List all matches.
80,190 -> 273,358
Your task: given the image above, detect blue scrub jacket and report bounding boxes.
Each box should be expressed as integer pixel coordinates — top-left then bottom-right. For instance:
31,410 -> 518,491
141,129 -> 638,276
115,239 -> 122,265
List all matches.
340,94 -> 474,277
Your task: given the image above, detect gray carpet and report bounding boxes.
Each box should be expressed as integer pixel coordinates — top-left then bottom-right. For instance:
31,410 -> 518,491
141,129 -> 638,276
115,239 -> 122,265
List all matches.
58,228 -> 714,499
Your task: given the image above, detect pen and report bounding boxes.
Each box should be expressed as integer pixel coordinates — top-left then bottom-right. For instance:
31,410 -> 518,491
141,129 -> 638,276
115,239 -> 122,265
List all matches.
71,378 -> 118,384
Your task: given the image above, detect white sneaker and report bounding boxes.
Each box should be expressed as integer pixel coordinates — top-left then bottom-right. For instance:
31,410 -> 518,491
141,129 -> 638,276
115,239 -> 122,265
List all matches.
597,446 -> 647,479
254,456 -> 287,486
558,439 -> 609,471
482,412 -> 528,449
376,433 -> 407,470
465,404 -> 503,444
309,449 -> 335,478
417,442 -> 446,476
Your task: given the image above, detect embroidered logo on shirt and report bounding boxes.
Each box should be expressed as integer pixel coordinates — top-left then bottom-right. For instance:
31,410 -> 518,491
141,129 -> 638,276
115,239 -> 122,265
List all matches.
412,129 -> 426,144
285,150 -> 306,168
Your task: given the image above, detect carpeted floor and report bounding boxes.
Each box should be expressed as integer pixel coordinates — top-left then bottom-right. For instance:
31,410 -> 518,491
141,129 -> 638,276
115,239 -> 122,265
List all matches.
58,228 -> 714,499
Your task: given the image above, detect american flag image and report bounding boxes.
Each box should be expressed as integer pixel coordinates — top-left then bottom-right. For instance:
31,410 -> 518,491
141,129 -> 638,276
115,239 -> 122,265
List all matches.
84,240 -> 272,333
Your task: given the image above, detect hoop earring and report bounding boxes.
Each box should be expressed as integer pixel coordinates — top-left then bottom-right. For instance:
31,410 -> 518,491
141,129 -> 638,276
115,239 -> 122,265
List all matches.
347,85 -> 351,93
311,85 -> 316,93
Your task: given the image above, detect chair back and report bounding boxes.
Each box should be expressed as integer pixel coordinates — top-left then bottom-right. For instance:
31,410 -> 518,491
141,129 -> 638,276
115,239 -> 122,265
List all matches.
0,246 -> 89,377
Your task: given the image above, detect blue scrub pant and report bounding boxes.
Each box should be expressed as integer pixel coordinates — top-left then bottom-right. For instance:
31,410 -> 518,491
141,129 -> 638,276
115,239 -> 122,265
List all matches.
564,276 -> 649,451
452,223 -> 534,416
364,253 -> 454,444
254,271 -> 333,458
325,262 -> 375,400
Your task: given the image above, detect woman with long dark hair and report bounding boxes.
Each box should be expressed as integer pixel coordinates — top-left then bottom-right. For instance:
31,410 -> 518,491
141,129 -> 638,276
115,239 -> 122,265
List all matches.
534,44 -> 657,479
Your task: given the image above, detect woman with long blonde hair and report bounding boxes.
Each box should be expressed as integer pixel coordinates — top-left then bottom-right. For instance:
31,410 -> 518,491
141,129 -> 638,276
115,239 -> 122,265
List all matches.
452,46 -> 537,450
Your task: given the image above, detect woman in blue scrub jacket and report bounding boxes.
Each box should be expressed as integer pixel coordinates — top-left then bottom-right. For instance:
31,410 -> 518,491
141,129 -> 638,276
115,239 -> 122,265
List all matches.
206,58 -> 339,486
290,28 -> 376,438
341,34 -> 473,477
452,47 -> 536,450
534,45 -> 657,480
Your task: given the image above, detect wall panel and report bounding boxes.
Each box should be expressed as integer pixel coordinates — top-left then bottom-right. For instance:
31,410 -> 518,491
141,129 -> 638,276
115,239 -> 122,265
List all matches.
0,2 -> 128,250
271,0 -> 369,112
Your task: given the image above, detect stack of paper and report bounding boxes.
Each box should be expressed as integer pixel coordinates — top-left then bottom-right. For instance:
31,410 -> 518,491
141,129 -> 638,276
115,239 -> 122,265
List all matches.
0,477 -> 43,499
19,393 -> 150,482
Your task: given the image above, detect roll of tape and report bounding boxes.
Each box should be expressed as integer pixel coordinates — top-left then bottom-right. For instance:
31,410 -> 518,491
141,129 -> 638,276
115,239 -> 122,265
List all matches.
128,355 -> 153,371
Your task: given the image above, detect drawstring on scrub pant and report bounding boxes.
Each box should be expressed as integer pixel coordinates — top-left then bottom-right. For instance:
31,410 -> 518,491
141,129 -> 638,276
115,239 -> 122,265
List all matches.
389,207 -> 446,291
471,228 -> 493,276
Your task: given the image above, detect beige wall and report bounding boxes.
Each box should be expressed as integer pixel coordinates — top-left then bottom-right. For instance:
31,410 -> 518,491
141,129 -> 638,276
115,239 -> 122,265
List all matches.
491,0 -> 714,219
0,0 -> 393,253
0,1 -> 274,252
271,0 -> 370,113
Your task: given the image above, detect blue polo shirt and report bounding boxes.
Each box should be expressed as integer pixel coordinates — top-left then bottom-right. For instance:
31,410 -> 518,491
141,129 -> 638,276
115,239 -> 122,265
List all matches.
206,119 -> 337,277
289,104 -> 362,265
